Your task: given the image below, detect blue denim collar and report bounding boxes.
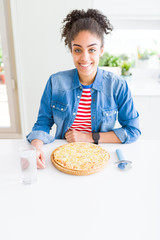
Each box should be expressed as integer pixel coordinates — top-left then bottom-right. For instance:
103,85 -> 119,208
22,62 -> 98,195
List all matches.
72,67 -> 103,91
71,69 -> 81,89
92,67 -> 103,91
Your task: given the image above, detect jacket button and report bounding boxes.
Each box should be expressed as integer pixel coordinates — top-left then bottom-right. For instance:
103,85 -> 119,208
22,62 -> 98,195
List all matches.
53,105 -> 55,108
77,96 -> 80,98
93,116 -> 95,119
61,108 -> 63,111
92,99 -> 95,101
73,113 -> 76,115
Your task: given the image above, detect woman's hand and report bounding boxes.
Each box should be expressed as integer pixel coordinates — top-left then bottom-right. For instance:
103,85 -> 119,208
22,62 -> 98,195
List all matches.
65,129 -> 93,143
31,139 -> 45,169
36,148 -> 46,169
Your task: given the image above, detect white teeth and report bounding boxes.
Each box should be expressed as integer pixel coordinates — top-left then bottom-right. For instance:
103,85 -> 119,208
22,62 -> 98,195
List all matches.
80,63 -> 91,67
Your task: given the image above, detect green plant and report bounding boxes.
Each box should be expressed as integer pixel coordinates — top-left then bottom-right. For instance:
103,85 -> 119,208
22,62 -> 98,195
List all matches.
121,61 -> 132,76
119,54 -> 129,61
99,52 -> 122,67
137,47 -> 159,60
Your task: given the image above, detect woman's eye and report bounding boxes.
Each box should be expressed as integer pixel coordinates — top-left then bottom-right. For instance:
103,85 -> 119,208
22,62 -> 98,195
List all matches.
74,49 -> 81,53
89,49 -> 96,53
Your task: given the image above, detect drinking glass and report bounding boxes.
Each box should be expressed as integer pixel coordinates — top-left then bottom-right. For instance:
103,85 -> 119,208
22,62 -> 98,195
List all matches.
19,145 -> 37,184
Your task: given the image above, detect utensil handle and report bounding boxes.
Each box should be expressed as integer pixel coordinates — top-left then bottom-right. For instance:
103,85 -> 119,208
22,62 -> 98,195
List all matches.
116,149 -> 125,161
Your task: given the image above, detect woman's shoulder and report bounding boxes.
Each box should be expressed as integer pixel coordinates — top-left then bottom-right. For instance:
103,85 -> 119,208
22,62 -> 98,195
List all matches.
100,69 -> 126,87
99,68 -> 129,97
48,68 -> 77,89
50,68 -> 76,79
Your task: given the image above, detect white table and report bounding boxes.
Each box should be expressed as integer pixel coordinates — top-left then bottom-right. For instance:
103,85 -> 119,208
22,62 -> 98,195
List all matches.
0,139 -> 160,240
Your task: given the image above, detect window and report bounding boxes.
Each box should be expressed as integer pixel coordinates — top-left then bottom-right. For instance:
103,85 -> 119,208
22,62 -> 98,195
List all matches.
93,0 -> 160,70
0,0 -> 21,138
104,29 -> 160,69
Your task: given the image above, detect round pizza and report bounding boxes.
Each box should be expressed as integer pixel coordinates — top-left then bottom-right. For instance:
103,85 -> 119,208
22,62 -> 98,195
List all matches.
51,142 -> 110,175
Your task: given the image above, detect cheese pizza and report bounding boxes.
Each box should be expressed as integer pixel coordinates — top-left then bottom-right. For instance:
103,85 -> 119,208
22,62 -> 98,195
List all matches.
51,142 -> 110,175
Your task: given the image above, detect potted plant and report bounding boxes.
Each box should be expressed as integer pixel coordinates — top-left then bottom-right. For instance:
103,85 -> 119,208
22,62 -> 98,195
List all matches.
121,61 -> 132,82
99,52 -> 122,75
136,47 -> 159,69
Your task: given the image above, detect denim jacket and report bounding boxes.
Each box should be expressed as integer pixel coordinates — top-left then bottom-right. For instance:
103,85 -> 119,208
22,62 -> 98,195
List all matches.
26,67 -> 141,144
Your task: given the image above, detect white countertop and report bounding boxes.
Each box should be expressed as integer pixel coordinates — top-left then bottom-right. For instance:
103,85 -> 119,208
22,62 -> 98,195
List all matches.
129,78 -> 160,96
128,68 -> 160,96
0,139 -> 160,240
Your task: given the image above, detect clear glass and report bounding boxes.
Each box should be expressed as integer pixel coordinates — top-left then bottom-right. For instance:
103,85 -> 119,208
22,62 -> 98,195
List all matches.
19,145 -> 37,184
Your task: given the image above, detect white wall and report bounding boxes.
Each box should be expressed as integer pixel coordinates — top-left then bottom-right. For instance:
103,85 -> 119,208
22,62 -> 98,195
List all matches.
93,0 -> 160,16
93,0 -> 160,29
10,0 -> 93,137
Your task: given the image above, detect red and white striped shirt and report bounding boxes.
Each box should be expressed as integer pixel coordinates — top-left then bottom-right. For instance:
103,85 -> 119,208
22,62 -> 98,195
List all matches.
69,85 -> 92,133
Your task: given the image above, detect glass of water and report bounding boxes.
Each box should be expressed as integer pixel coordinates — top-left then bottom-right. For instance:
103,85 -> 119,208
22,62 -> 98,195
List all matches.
19,145 -> 37,184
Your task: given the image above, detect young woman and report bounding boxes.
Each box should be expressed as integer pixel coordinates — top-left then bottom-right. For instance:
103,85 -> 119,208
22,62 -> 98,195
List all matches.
27,9 -> 141,168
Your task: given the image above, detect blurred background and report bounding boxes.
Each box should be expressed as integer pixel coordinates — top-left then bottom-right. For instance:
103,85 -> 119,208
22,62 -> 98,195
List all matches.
0,0 -> 160,140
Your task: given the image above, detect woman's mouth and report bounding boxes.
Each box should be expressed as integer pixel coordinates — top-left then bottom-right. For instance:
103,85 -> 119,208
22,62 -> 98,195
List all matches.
79,63 -> 92,68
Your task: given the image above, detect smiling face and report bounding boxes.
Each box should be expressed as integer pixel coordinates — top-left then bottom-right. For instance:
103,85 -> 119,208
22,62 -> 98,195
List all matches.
71,31 -> 104,85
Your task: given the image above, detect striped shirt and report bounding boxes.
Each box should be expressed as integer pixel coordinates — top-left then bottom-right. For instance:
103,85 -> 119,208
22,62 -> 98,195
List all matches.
69,84 -> 92,133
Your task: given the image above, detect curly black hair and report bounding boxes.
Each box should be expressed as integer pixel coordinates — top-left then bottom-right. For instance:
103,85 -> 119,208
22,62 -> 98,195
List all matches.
61,9 -> 113,51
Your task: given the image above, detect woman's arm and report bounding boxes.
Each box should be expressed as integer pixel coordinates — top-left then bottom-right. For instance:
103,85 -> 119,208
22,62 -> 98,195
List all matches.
26,76 -> 55,144
65,130 -> 121,143
114,80 -> 141,143
31,139 -> 44,149
99,131 -> 121,143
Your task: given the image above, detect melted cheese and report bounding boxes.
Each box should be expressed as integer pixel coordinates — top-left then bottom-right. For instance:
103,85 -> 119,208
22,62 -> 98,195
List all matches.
53,142 -> 109,171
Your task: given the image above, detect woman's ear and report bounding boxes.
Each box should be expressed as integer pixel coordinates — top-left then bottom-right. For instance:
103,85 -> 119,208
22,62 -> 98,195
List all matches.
100,46 -> 104,57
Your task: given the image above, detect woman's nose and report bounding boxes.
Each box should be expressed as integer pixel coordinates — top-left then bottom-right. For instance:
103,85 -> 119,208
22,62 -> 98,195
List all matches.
80,50 -> 89,61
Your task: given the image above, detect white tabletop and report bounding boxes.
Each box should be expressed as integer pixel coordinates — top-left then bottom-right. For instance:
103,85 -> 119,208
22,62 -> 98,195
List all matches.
0,139 -> 160,240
